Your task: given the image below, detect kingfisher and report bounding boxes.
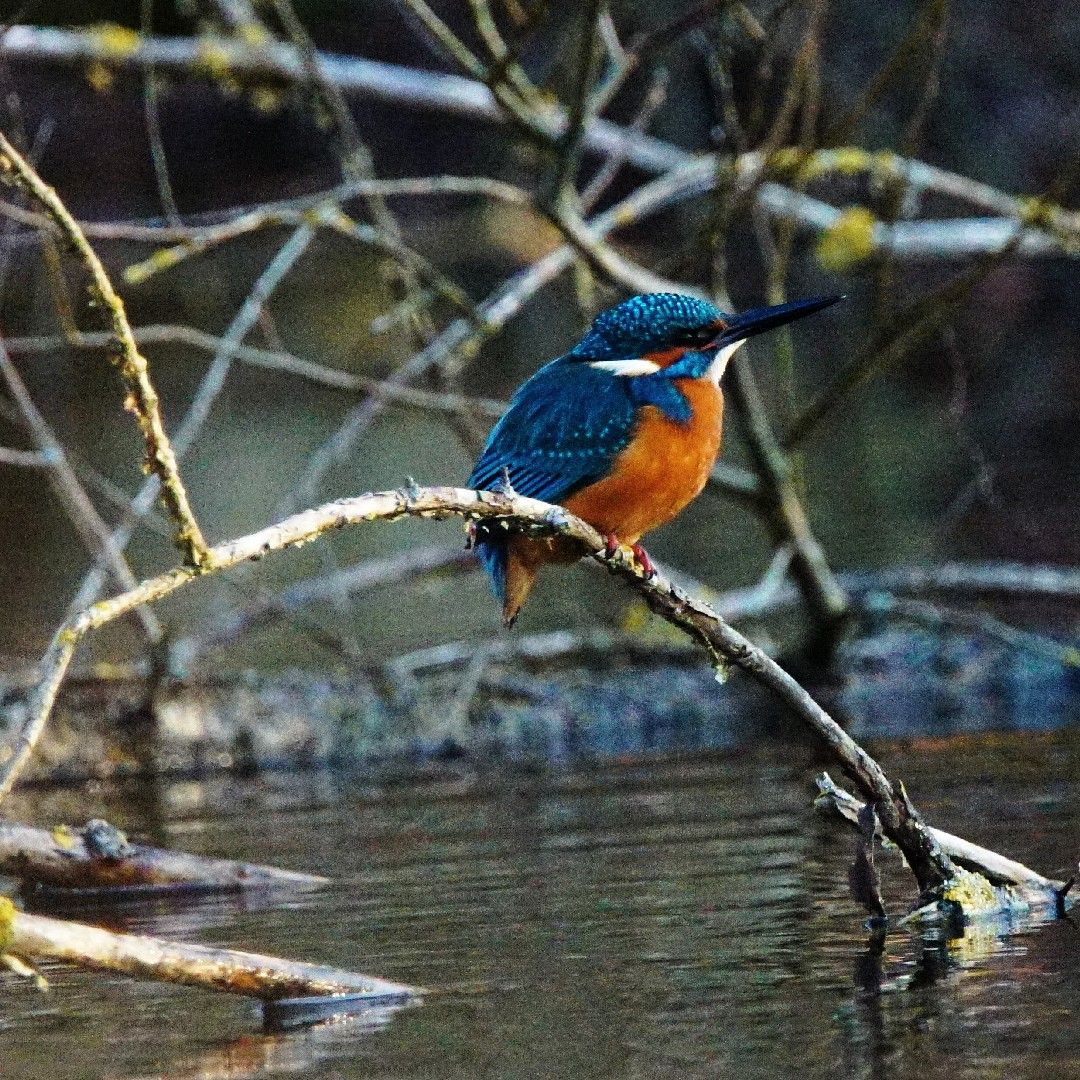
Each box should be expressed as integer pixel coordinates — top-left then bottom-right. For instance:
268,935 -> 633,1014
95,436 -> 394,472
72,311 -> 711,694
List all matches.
469,291 -> 842,625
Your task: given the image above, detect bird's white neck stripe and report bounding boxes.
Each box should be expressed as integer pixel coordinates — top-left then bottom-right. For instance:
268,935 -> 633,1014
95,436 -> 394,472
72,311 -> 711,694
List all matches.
588,358 -> 661,376
590,340 -> 745,383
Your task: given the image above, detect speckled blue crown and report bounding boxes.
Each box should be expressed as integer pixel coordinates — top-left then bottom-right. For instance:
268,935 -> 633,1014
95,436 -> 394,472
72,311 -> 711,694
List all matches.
569,293 -> 725,361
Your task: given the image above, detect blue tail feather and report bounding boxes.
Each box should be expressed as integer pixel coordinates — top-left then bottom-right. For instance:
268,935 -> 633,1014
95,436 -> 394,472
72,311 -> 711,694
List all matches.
473,534 -> 507,603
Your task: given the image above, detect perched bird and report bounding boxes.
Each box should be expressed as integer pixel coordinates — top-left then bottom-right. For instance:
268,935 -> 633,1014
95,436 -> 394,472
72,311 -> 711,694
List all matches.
469,291 -> 842,625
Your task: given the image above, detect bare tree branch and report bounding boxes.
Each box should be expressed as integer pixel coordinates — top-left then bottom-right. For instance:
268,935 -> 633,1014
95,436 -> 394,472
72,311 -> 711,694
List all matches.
0,483 -> 957,896
2,28 -> 1075,259
0,131 -> 210,566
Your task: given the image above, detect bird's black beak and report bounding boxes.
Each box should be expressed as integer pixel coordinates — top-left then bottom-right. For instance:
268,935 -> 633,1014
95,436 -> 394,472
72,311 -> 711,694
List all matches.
716,294 -> 845,346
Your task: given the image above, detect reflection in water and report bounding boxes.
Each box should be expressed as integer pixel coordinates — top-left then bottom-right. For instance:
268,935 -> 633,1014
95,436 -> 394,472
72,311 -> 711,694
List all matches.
839,908 -> 1074,1080
113,1009 -> 408,1080
2,733 -> 1078,1080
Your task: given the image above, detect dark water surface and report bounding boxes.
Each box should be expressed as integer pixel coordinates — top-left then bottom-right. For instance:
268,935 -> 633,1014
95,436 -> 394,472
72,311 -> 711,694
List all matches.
2,731 -> 1078,1079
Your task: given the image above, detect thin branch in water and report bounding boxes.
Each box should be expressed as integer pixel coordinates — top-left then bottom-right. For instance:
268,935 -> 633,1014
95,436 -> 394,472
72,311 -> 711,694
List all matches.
814,772 -> 1063,898
0,819 -> 328,895
1,898 -> 417,1005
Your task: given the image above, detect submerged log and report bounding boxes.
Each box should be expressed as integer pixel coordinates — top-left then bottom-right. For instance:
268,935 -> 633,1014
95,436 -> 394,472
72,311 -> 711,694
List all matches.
0,898 -> 417,1004
0,820 -> 328,896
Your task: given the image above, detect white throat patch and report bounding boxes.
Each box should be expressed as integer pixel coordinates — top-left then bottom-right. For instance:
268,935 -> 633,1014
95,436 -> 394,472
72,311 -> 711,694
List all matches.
707,340 -> 745,385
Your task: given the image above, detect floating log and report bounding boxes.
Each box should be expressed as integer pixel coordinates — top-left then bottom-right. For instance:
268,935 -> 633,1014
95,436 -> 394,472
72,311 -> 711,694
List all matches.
0,820 -> 328,897
1,900 -> 418,1014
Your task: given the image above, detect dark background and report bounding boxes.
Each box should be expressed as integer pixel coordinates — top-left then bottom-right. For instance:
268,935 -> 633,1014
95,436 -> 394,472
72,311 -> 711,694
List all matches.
1,1 -> 1077,666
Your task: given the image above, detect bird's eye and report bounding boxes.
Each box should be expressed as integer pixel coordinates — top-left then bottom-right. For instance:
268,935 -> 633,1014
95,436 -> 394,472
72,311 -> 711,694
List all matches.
674,324 -> 721,348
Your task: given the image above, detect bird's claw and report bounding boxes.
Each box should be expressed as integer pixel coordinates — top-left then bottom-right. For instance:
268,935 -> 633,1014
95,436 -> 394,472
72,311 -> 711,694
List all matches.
631,542 -> 657,579
602,534 -> 655,579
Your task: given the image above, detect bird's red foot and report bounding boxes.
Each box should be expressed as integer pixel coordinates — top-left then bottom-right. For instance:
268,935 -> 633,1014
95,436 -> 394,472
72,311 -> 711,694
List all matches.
604,532 -> 620,559
630,542 -> 657,579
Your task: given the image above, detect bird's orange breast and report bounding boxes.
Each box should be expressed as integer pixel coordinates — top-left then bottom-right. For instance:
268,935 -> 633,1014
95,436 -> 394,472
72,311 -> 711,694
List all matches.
562,378 -> 724,543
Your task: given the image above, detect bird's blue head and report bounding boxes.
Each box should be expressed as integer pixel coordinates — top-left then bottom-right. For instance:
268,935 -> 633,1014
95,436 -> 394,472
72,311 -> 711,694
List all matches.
566,292 -> 845,370
568,293 -> 726,362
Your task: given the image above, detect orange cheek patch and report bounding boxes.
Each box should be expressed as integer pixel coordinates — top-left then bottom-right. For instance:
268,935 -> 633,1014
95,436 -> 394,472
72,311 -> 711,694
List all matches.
642,346 -> 689,368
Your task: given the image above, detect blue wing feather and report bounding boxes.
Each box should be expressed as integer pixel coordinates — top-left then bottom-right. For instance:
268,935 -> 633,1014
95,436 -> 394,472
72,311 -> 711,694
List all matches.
468,358 -> 641,602
469,358 -> 639,502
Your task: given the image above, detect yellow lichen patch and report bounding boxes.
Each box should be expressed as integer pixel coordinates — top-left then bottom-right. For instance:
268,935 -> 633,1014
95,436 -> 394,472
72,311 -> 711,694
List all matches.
815,207 -> 878,272
942,866 -> 1000,911
91,23 -> 141,57
237,22 -> 272,48
827,147 -> 875,175
765,147 -> 813,181
85,62 -> 116,94
123,245 -> 186,286
942,866 -> 1027,922
195,38 -> 234,82
872,150 -> 900,177
0,895 -> 15,952
249,86 -> 285,114
1018,195 -> 1055,229
50,824 -> 77,849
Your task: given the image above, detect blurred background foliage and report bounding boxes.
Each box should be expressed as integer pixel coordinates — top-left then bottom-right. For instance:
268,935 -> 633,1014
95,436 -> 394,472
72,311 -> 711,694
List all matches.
0,0 -> 1077,671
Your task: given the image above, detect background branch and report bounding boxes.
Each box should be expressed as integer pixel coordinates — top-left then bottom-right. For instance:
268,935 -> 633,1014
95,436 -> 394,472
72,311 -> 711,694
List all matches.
0,130 -> 209,567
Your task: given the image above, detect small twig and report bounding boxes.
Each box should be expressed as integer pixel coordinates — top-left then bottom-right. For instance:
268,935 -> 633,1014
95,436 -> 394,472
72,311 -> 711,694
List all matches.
65,224 -> 315,626
387,628 -> 698,679
172,543 -> 475,668
861,592 -> 1075,666
4,326 -> 507,420
139,0 -> 180,224
548,0 -> 605,202
580,67 -> 669,212
783,225 -> 1029,450
0,131 -> 209,567
0,337 -> 161,639
0,445 -> 49,467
